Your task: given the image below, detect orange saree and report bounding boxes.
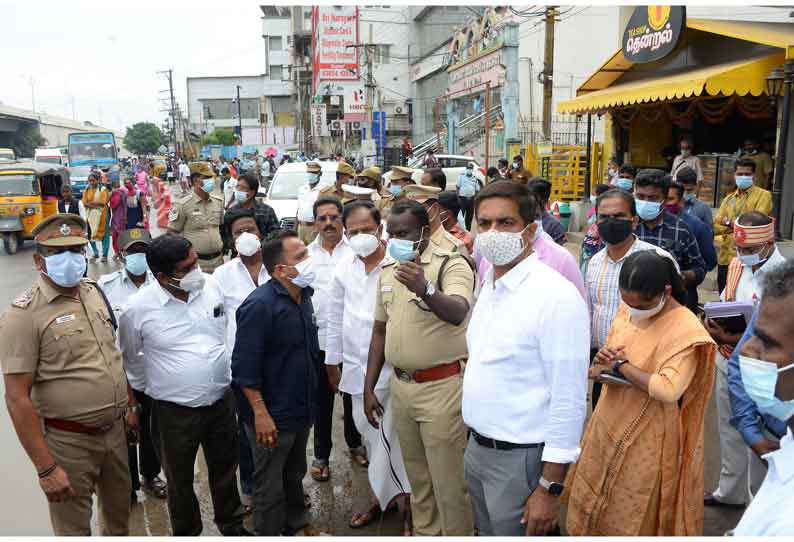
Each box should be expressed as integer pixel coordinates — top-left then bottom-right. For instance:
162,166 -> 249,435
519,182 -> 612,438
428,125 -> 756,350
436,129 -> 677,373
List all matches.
565,300 -> 716,536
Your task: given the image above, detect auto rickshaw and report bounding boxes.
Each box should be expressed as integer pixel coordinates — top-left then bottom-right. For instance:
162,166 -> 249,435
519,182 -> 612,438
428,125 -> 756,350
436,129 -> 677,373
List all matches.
0,161 -> 68,254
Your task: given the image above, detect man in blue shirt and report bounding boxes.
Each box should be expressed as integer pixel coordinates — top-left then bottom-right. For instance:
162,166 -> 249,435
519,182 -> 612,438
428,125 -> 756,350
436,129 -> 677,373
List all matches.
677,166 -> 713,231
232,230 -> 324,536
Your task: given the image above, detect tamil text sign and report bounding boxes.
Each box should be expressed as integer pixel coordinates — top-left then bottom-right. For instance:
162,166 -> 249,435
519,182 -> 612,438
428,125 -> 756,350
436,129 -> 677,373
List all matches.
622,6 -> 685,63
447,47 -> 505,97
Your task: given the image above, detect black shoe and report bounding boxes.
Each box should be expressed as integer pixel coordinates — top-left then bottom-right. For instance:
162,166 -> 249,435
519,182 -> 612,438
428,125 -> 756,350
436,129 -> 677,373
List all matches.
222,526 -> 254,536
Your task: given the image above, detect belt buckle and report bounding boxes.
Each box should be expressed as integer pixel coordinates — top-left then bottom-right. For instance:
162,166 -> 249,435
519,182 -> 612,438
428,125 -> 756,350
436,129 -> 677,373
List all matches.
397,370 -> 412,382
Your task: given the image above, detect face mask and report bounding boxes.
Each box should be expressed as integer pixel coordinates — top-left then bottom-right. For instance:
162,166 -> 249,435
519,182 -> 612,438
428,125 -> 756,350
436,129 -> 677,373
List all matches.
616,178 -> 633,191
307,173 -> 320,185
739,356 -> 794,421
389,185 -> 403,198
43,251 -> 87,288
625,293 -> 666,321
234,190 -> 249,204
202,178 -> 215,193
388,238 -> 420,263
465,169 -> 473,177
636,199 -> 663,221
290,257 -> 315,288
735,175 -> 754,190
680,149 -> 691,157
478,225 -> 530,266
235,232 -> 261,257
170,267 -> 205,294
597,217 -> 634,245
683,192 -> 697,203
590,195 -> 597,204
512,162 -> 520,170
736,245 -> 770,267
349,233 -> 380,258
125,252 -> 148,276
608,168 -> 617,176
664,203 -> 682,216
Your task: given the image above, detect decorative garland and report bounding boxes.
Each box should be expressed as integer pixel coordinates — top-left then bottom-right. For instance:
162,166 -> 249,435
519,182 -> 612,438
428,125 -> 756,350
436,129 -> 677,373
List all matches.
612,95 -> 774,128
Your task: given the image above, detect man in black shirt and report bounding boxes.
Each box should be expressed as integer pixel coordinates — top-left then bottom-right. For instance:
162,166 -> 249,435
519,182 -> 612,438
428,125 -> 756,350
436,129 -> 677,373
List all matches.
232,230 -> 323,536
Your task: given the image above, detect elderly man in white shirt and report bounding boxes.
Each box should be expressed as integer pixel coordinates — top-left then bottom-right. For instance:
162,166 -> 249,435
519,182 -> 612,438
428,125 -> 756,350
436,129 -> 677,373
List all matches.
118,233 -> 249,536
463,182 -> 590,536
307,195 -> 367,482
213,208 -> 270,514
97,228 -> 166,502
732,260 -> 794,535
325,200 -> 412,532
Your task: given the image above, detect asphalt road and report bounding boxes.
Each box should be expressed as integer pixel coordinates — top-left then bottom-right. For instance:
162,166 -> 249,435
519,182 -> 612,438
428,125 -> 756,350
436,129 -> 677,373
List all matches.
0,217 -> 744,535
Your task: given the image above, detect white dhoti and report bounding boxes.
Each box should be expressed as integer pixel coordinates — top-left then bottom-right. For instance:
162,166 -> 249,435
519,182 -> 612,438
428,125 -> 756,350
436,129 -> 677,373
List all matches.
351,388 -> 412,510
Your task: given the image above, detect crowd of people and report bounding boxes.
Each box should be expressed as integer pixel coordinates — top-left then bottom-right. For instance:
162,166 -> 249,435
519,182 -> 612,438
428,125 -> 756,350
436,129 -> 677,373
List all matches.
2,144 -> 794,537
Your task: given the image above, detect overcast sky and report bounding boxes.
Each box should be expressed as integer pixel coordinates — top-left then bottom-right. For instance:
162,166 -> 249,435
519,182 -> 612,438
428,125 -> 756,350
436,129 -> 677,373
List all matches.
0,0 -> 269,130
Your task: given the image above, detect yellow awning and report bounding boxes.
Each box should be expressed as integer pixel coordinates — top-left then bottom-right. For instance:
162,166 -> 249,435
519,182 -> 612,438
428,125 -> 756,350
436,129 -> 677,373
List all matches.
686,18 -> 794,59
557,52 -> 783,115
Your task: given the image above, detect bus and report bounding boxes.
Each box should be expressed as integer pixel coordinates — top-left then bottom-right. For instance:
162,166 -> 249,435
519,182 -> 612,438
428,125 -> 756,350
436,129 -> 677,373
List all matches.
68,132 -> 119,183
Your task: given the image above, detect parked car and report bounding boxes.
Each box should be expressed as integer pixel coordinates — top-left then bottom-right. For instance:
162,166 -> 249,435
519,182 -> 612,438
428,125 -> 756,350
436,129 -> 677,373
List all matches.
0,148 -> 15,162
384,154 -> 486,190
34,148 -> 67,166
67,166 -> 93,199
261,161 -> 338,230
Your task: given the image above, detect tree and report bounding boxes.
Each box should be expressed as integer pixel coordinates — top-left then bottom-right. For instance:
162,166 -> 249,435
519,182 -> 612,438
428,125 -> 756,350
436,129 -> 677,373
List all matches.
201,127 -> 236,146
11,124 -> 46,158
123,122 -> 164,155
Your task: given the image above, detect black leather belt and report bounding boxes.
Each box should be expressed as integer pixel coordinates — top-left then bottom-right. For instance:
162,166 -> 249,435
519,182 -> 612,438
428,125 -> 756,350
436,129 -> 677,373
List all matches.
470,429 -> 543,451
198,251 -> 223,260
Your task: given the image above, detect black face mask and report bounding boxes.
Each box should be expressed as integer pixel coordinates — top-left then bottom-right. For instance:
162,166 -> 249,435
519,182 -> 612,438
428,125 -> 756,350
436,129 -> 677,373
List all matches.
597,217 -> 634,245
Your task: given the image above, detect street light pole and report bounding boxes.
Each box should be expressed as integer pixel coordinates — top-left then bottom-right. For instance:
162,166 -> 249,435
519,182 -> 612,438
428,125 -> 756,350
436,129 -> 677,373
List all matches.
772,60 -> 794,240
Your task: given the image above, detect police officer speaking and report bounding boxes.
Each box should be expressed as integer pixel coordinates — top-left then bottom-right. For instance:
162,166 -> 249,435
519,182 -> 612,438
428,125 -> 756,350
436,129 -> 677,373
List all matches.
0,214 -> 137,535
168,162 -> 225,273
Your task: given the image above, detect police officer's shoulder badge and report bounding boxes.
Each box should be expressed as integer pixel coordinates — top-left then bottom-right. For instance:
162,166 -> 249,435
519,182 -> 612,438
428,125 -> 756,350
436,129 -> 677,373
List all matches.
12,287 -> 35,309
168,207 -> 179,222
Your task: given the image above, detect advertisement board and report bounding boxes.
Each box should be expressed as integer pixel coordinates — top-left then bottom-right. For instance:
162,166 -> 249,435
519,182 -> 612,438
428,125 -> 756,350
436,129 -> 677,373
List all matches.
343,84 -> 367,115
315,6 -> 359,81
622,6 -> 686,63
446,48 -> 505,97
311,104 -> 328,137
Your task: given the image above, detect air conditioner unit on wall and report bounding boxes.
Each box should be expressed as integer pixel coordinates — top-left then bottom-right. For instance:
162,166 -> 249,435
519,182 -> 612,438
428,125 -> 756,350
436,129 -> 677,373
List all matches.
395,106 -> 403,114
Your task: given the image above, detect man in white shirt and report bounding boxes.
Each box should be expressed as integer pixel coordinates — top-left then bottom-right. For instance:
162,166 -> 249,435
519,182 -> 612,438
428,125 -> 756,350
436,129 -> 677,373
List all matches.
213,208 -> 270,514
97,229 -> 165,502
463,181 -> 590,536
325,201 -> 412,531
296,162 -> 322,245
178,160 -> 190,186
118,234 -> 249,536
221,166 -> 238,209
307,195 -> 366,482
706,211 -> 788,508
733,260 -> 794,535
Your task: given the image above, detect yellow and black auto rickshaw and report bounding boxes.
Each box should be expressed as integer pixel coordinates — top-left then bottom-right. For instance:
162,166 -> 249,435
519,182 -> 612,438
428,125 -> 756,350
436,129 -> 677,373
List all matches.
0,161 -> 69,254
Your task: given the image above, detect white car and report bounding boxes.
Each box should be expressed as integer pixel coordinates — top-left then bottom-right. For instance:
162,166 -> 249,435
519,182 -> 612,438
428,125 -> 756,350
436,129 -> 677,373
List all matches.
383,154 -> 486,190
261,161 -> 338,230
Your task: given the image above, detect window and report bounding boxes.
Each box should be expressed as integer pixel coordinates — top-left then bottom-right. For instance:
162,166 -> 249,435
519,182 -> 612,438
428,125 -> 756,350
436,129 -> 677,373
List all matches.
374,44 -> 391,64
269,65 -> 284,80
270,96 -> 292,113
268,36 -> 282,51
202,98 -> 259,120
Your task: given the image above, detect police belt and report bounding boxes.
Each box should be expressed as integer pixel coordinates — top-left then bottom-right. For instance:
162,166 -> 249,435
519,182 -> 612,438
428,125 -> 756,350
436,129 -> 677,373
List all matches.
198,251 -> 223,260
45,417 -> 120,436
393,360 -> 461,384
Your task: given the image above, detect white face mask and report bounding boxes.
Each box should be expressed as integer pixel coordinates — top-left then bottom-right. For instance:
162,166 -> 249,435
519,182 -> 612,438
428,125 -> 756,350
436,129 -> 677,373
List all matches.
290,257 -> 316,288
170,267 -> 205,294
625,293 -> 666,321
478,225 -> 530,266
235,232 -> 261,257
349,233 -> 380,258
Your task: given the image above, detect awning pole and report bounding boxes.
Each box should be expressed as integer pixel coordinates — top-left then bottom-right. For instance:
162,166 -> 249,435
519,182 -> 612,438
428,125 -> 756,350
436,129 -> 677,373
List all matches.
772,59 -> 793,240
585,113 -> 592,199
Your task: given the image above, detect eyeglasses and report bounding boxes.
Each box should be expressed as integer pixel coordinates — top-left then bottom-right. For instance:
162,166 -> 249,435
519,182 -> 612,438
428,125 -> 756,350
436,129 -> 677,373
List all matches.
316,215 -> 340,223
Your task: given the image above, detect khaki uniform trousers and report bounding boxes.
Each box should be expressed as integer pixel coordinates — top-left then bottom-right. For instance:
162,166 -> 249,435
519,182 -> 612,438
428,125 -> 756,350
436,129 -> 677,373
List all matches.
297,223 -> 318,246
198,254 -> 224,274
390,372 -> 473,536
44,419 -> 130,535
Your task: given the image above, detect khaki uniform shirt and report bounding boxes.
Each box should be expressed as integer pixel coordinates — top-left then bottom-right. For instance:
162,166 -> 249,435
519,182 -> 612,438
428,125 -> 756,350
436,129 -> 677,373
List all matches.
0,277 -> 128,427
431,225 -> 463,253
168,191 -> 224,256
740,152 -> 775,190
374,246 -> 473,372
319,184 -> 353,204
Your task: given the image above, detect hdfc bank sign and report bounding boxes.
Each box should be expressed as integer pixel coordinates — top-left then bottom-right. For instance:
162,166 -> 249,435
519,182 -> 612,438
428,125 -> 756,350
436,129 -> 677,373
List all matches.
622,6 -> 685,63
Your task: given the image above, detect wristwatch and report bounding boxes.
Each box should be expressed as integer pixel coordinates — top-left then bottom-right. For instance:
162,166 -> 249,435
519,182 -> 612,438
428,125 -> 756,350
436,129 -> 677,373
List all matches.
612,359 -> 630,376
539,476 -> 564,497
126,404 -> 141,415
423,280 -> 436,299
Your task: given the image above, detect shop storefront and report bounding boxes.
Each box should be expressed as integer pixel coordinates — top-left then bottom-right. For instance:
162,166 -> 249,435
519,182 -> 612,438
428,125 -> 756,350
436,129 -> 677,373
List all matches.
558,10 -> 794,237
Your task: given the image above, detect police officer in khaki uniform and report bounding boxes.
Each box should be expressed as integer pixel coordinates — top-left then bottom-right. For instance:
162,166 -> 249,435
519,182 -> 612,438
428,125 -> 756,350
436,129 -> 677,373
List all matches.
354,166 -> 395,218
388,166 -> 417,200
319,160 -> 356,202
362,199 -> 474,536
168,161 -> 225,273
297,162 -> 323,245
403,184 -> 466,254
0,214 -> 135,535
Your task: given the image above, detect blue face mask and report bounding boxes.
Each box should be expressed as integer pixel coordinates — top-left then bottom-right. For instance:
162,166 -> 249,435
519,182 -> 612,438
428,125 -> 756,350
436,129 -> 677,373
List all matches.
616,178 -> 633,191
740,355 -> 794,421
387,229 -> 424,263
306,173 -> 320,185
44,251 -> 87,288
736,175 -> 754,190
234,190 -> 249,203
683,192 -> 697,203
389,185 -> 403,198
202,178 -> 215,193
636,199 -> 663,221
125,252 -> 149,276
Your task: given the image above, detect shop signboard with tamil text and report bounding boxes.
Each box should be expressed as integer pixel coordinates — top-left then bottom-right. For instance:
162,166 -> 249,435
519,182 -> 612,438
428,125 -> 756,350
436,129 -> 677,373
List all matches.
314,6 -> 359,81
446,47 -> 505,98
623,6 -> 686,64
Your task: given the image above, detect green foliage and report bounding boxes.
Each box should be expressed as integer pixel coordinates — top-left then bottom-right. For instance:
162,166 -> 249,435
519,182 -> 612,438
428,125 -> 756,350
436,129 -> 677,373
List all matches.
201,128 -> 236,146
123,122 -> 164,155
11,124 -> 46,158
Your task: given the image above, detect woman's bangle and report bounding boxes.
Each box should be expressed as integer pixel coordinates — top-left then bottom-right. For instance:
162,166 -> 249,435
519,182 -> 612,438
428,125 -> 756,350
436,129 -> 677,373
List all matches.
37,463 -> 57,479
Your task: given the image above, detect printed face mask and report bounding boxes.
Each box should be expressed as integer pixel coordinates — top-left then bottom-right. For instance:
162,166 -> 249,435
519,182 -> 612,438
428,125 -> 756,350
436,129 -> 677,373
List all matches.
477,225 -> 530,266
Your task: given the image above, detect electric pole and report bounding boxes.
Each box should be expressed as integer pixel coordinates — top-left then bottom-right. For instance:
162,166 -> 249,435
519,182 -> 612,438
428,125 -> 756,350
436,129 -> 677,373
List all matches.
157,69 -> 177,152
235,85 -> 242,144
541,6 -> 557,141
28,77 -> 36,113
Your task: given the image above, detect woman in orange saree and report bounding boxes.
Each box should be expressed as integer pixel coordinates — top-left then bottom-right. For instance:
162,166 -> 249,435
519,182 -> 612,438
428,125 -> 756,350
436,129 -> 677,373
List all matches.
565,250 -> 716,536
